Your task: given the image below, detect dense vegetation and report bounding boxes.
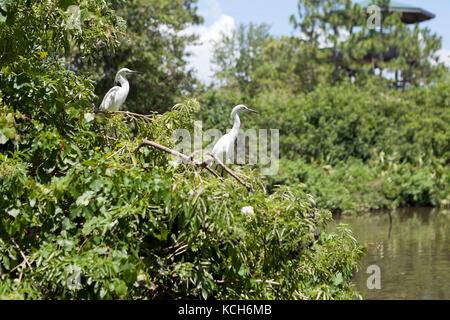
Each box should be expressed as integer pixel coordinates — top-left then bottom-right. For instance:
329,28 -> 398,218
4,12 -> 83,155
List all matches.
1,0 -> 448,300
199,80 -> 450,214
0,0 -> 366,300
200,0 -> 450,214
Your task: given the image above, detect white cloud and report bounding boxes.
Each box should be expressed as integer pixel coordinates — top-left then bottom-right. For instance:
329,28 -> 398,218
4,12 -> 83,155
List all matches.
184,14 -> 236,84
437,48 -> 450,69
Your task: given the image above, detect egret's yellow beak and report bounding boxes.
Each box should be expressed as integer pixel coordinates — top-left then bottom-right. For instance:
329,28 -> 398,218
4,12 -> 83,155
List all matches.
130,70 -> 142,75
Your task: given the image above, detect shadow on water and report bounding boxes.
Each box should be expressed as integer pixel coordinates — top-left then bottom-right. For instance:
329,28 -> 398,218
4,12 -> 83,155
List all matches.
331,207 -> 450,300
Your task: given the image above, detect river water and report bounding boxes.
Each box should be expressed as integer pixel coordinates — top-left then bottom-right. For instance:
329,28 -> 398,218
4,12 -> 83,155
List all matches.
333,207 -> 450,300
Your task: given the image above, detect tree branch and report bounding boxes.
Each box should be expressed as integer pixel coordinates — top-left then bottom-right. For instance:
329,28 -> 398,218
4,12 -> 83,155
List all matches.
205,153 -> 252,191
93,110 -> 154,120
106,145 -> 126,160
10,236 -> 33,271
215,279 -> 280,286
136,139 -> 191,163
135,139 -> 250,190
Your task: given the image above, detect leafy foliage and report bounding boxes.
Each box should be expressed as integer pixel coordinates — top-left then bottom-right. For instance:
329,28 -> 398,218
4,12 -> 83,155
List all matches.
199,78 -> 450,214
0,0 -> 364,300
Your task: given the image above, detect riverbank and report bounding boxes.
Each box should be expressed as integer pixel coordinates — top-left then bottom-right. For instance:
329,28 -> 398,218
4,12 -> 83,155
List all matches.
265,157 -> 449,215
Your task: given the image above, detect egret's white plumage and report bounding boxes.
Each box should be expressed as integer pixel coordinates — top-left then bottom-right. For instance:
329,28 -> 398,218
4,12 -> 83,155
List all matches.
98,68 -> 141,113
208,104 -> 257,165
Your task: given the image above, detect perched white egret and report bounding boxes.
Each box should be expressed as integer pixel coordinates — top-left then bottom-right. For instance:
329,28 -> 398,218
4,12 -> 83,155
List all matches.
208,104 -> 257,165
98,68 -> 141,114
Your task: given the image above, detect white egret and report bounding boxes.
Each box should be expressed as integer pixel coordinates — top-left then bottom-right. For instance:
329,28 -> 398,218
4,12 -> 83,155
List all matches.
207,104 -> 257,166
98,68 -> 141,114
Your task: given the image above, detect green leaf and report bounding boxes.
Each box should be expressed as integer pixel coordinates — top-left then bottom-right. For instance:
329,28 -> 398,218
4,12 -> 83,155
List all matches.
113,280 -> 127,296
0,132 -> 7,144
62,217 -> 75,230
76,190 -> 95,206
99,287 -> 107,299
153,227 -> 168,241
333,272 -> 343,287
8,208 -> 19,218
3,256 -> 10,270
0,0 -> 13,20
201,288 -> 208,300
80,9 -> 94,22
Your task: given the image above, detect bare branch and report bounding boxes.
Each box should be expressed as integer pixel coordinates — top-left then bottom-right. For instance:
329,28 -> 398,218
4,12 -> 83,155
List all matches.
10,236 -> 33,271
135,139 -> 250,190
106,145 -> 126,160
92,110 -> 154,120
254,279 -> 281,286
215,279 -> 281,286
203,166 -> 224,182
206,153 -> 252,191
136,139 -> 192,163
109,110 -> 154,120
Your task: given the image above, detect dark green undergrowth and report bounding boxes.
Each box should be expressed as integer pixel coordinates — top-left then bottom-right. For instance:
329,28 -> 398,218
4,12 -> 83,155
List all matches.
266,157 -> 449,215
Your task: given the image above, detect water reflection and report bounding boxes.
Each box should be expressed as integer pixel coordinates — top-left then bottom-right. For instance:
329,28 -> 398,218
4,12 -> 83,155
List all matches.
332,207 -> 450,300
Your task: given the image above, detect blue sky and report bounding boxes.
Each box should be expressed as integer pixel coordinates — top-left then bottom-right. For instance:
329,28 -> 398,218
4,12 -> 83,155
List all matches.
189,0 -> 450,83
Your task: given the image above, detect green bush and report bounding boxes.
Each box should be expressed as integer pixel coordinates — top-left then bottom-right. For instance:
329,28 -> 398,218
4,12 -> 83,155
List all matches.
248,81 -> 449,165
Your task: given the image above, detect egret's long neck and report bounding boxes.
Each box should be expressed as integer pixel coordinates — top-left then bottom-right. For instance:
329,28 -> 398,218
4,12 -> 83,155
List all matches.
117,74 -> 130,92
230,111 -> 241,137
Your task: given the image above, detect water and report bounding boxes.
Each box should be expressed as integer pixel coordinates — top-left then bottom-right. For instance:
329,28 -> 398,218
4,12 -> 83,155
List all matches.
333,207 -> 450,300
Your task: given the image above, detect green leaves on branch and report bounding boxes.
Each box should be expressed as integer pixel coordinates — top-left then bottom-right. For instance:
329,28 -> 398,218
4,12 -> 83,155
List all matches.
0,110 -> 15,144
0,0 -> 365,300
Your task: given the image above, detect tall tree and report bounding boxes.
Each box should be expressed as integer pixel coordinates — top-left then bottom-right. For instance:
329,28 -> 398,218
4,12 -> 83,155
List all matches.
289,0 -> 444,89
212,23 -> 271,95
290,0 -> 327,91
321,0 -> 365,85
392,24 -> 444,87
250,36 -> 302,94
354,0 -> 444,87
